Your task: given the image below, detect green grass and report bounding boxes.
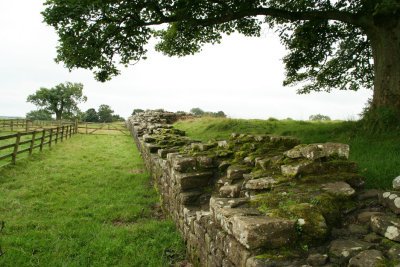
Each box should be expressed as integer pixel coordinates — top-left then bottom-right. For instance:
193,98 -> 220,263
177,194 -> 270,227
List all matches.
174,117 -> 400,189
0,135 -> 185,266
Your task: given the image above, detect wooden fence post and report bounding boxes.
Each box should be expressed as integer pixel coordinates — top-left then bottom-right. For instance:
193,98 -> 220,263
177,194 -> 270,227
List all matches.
12,132 -> 21,164
61,126 -> 65,142
85,123 -> 88,134
11,120 -> 13,132
55,127 -> 59,144
40,129 -> 46,151
26,119 -> 30,132
75,119 -> 78,134
49,128 -> 53,147
29,131 -> 37,155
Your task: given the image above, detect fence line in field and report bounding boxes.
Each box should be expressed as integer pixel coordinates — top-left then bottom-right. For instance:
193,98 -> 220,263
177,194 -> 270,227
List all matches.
1,119 -> 129,136
0,119 -> 74,132
0,124 -> 78,167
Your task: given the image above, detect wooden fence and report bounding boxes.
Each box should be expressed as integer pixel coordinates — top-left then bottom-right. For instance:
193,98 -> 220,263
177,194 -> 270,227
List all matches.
0,119 -> 74,132
77,122 -> 129,136
0,124 -> 78,167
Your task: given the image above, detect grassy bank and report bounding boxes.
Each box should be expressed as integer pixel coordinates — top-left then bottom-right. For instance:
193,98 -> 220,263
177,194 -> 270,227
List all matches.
0,135 -> 184,266
174,117 -> 400,189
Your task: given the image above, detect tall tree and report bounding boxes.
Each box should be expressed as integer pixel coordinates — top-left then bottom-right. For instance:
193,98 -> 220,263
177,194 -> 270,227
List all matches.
84,108 -> 99,122
42,1 -> 400,117
27,82 -> 87,120
97,104 -> 115,123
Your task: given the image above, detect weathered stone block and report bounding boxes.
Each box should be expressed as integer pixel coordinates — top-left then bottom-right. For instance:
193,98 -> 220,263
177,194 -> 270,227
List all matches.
284,143 -> 349,160
380,191 -> 400,214
143,134 -> 156,143
270,135 -> 300,148
197,155 -> 215,168
223,234 -> 251,266
219,184 -> 241,198
307,253 -> 328,266
388,244 -> 400,259
393,176 -> 400,190
194,221 -> 206,242
245,177 -> 277,190
144,142 -> 161,153
348,250 -> 383,267
231,215 -> 297,249
371,214 -> 400,241
227,165 -> 249,181
179,190 -> 203,205
169,154 -> 197,172
217,140 -> 229,149
281,161 -> 312,177
357,211 -> 384,223
158,147 -> 179,158
321,181 -> 355,197
174,171 -> 213,190
329,239 -> 373,264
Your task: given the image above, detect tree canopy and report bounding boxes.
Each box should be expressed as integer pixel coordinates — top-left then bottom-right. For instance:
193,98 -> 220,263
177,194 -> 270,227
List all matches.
309,114 -> 331,121
42,0 -> 400,116
83,105 -> 125,122
27,82 -> 87,120
26,109 -> 53,121
84,108 -> 99,122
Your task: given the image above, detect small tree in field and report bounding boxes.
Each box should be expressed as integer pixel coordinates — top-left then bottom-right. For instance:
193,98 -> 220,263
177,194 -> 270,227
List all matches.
190,108 -> 205,116
309,114 -> 331,121
27,82 -> 87,120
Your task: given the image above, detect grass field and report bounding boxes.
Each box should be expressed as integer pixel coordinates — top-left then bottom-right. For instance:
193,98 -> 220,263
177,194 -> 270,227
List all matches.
174,117 -> 400,189
0,135 -> 185,266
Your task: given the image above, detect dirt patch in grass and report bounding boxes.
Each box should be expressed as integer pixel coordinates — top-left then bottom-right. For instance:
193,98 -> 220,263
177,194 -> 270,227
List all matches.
131,168 -> 145,174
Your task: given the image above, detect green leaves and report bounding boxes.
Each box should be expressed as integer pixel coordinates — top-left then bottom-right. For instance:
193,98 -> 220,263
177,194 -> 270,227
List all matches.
42,0 -> 394,97
281,20 -> 373,93
26,82 -> 87,120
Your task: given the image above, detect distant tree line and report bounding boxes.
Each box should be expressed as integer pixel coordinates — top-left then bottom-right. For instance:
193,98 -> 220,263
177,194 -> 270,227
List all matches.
190,108 -> 226,118
83,105 -> 125,122
25,82 -> 125,122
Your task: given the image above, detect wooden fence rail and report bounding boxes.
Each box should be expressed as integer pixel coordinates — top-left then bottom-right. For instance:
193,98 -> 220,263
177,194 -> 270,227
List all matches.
0,119 -> 74,132
0,124 -> 78,167
77,122 -> 129,136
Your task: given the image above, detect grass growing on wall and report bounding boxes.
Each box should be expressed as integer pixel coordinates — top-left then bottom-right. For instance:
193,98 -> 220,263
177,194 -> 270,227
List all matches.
174,117 -> 400,189
0,135 -> 185,266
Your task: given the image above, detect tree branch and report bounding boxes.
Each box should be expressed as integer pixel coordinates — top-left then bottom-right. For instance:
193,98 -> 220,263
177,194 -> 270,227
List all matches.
140,7 -> 363,28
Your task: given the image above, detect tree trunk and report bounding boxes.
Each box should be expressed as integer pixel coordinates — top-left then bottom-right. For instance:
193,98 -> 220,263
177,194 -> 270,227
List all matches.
368,20 -> 400,112
55,111 -> 62,120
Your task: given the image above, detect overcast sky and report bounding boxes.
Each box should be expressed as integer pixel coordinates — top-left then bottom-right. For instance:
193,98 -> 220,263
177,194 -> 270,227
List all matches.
0,1 -> 372,120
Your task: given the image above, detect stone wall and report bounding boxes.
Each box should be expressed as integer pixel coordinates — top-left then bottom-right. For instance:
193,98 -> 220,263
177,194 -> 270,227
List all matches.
127,110 -> 400,266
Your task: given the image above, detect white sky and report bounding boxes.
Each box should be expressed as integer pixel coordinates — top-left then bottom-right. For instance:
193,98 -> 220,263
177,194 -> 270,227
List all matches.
0,1 -> 372,120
